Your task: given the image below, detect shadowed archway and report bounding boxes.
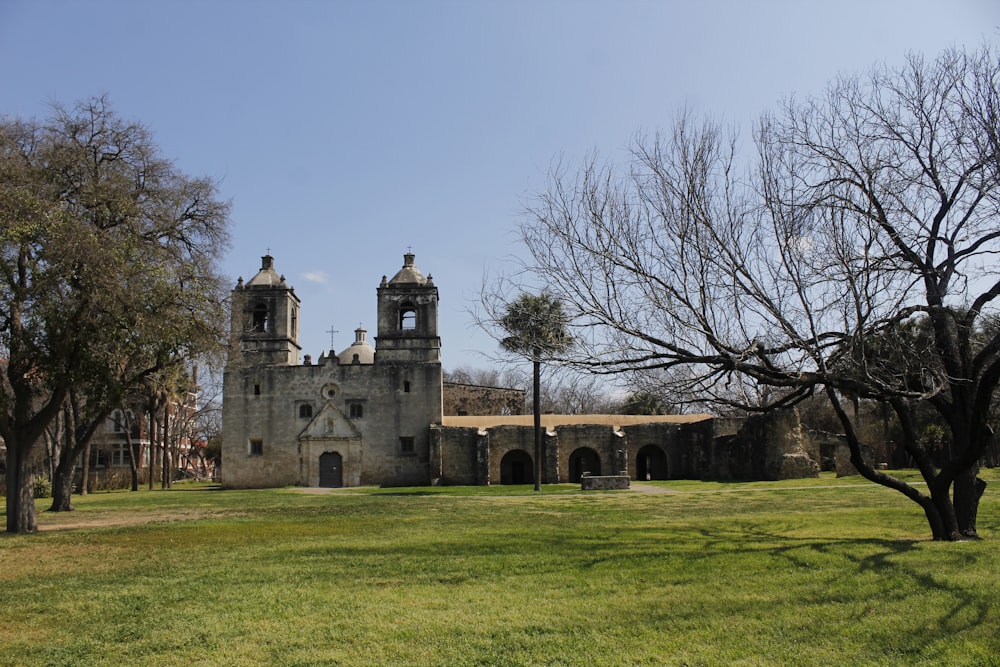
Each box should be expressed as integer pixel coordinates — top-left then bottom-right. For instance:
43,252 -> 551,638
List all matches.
500,450 -> 533,485
636,445 -> 668,480
568,447 -> 602,483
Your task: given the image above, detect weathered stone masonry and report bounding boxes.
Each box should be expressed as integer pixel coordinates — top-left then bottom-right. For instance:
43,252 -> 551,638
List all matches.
222,254 -> 819,488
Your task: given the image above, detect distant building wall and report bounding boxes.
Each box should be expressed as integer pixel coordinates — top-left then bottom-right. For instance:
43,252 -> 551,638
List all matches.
430,411 -> 816,486
443,382 -> 524,416
710,410 -> 819,481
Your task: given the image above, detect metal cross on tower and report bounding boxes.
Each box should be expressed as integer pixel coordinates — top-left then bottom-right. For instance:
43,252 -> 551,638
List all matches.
326,326 -> 339,349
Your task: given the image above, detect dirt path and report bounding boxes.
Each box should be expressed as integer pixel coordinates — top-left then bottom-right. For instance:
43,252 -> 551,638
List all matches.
629,482 -> 679,494
36,508 -> 236,532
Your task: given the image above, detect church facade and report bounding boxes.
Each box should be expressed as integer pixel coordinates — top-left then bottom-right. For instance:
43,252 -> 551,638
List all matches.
221,254 -> 819,489
223,253 -> 442,488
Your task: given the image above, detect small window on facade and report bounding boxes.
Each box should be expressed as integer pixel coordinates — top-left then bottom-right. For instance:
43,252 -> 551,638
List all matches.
249,439 -> 263,456
349,403 -> 364,419
399,437 -> 415,454
252,303 -> 269,333
403,381 -> 411,393
299,404 -> 313,419
254,384 -> 261,396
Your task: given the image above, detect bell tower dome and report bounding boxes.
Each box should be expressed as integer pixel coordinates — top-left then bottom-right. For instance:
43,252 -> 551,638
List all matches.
375,253 -> 440,363
229,255 -> 302,366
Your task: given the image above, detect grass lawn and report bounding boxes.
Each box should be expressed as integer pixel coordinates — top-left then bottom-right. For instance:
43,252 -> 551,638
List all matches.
2,470 -> 998,666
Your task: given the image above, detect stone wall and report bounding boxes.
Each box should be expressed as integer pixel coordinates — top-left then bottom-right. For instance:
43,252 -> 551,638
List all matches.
554,424 -> 623,483
429,425 -> 480,485
485,425 -> 538,484
581,473 -> 630,490
429,412 -> 816,486
709,410 -> 819,481
835,441 -> 877,477
222,354 -> 442,489
224,325 -> 818,490
622,421 -> 709,479
443,383 -> 524,416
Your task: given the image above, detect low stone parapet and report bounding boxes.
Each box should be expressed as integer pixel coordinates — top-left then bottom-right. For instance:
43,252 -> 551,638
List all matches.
580,472 -> 631,491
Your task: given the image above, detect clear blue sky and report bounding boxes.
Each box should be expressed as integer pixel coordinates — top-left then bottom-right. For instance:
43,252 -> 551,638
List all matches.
1,0 -> 996,371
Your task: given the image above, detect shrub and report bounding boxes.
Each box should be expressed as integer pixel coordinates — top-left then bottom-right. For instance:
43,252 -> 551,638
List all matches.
32,476 -> 51,498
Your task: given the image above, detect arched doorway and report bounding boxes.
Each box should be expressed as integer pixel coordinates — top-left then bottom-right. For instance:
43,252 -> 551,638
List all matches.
636,445 -> 668,480
500,450 -> 533,485
319,451 -> 343,488
568,447 -> 602,483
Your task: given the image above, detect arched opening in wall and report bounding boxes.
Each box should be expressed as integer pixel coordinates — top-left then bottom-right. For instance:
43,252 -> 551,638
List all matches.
318,451 -> 343,488
636,445 -> 668,480
500,450 -> 533,485
568,447 -> 602,483
399,303 -> 417,331
252,302 -> 269,333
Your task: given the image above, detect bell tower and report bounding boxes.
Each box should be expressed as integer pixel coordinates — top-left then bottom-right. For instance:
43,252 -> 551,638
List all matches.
229,255 -> 302,366
375,253 -> 440,363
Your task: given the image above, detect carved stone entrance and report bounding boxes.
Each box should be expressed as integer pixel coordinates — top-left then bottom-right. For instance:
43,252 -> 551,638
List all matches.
299,402 -> 363,487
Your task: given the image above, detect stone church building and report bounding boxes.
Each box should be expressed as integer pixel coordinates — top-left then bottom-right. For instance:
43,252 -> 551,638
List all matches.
221,254 -> 819,488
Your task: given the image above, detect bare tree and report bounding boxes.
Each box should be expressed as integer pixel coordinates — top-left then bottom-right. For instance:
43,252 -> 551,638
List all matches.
531,371 -> 620,415
516,48 -> 1000,540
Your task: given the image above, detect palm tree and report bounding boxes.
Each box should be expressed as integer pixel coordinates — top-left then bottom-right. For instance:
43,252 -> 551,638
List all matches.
499,293 -> 573,491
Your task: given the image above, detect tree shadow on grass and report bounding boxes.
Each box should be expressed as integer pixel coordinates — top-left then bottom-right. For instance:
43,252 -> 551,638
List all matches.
373,490 -> 439,497
712,525 -> 995,654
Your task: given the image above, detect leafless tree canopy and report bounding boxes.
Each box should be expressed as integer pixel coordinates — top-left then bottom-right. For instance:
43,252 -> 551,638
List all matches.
522,50 -> 998,404
515,47 -> 1000,539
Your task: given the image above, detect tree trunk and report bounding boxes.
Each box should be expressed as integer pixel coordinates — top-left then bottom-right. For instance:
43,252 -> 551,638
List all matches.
927,477 -> 962,541
5,441 -> 37,533
49,400 -> 107,511
48,447 -> 80,512
148,407 -> 156,491
533,355 -> 542,492
161,407 -> 170,489
80,438 -> 91,496
915,494 -> 951,541
833,388 -> 971,541
954,465 -> 985,539
124,424 -> 139,492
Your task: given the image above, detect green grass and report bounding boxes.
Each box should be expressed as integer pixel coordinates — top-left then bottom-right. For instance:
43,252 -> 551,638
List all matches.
2,470 -> 999,666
